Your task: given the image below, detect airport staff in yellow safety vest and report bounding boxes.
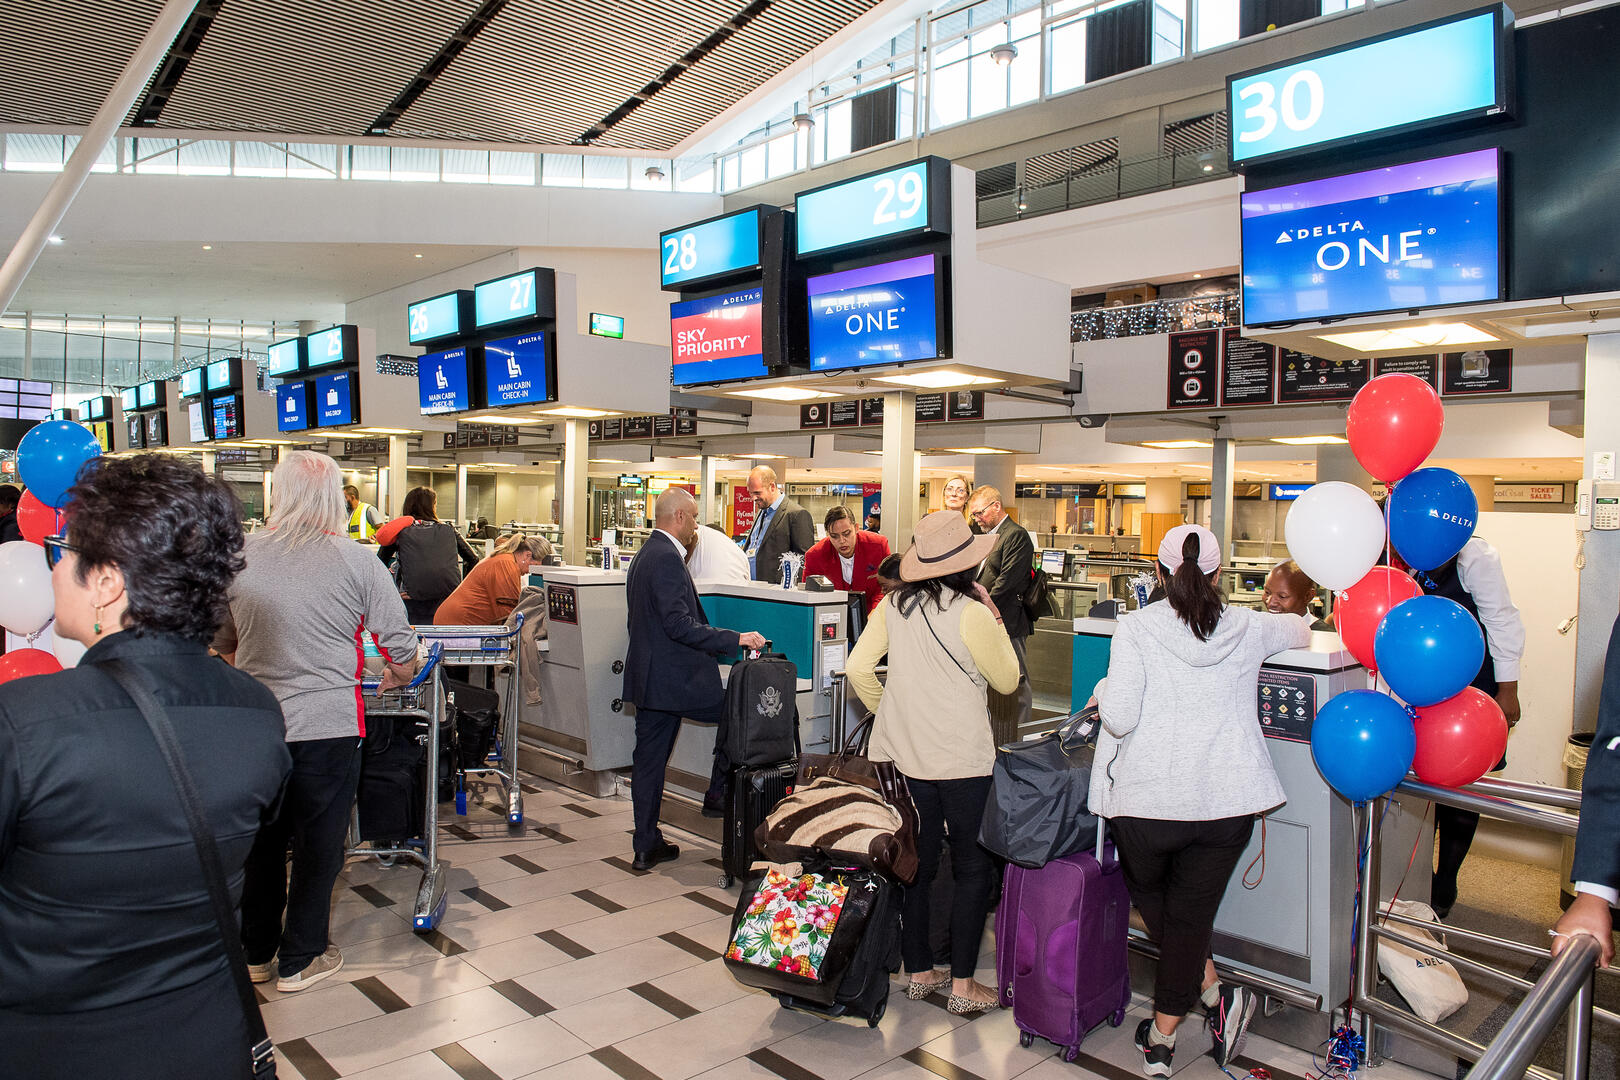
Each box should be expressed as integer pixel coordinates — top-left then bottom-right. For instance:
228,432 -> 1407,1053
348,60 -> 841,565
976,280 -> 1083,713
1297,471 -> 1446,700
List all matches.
344,485 -> 385,542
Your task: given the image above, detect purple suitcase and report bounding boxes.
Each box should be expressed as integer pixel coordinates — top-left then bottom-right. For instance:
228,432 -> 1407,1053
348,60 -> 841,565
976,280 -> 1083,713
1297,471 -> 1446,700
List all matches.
994,839 -> 1131,1062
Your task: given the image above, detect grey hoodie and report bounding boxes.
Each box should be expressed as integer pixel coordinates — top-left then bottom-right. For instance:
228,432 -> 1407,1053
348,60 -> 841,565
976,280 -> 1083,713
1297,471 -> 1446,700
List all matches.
1088,602 -> 1310,822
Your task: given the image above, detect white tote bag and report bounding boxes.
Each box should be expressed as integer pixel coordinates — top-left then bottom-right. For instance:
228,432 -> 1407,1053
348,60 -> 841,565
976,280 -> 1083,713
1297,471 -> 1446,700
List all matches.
1375,899 -> 1469,1023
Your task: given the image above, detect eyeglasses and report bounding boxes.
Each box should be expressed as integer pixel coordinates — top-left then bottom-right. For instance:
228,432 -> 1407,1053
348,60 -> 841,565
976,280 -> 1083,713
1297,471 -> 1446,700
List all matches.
43,534 -> 81,569
969,504 -> 997,520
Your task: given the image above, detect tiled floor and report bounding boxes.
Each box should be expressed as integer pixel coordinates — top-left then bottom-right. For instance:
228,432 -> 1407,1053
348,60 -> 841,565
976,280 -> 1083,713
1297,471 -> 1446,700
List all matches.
261,775 -> 1445,1080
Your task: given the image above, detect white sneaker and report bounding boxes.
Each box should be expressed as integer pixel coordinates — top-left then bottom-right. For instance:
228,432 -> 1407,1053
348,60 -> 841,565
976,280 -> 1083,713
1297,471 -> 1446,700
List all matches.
275,945 -> 343,993
247,956 -> 277,984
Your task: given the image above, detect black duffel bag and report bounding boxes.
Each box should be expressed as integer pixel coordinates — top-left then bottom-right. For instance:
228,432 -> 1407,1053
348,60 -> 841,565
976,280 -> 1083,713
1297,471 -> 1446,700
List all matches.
977,704 -> 1099,868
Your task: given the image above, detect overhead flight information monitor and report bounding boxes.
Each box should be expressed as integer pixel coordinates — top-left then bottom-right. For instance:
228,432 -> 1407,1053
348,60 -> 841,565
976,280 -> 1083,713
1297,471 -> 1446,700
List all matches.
474,268 -> 556,330
306,325 -> 358,370
659,206 -> 764,290
210,394 -> 244,440
408,290 -> 473,346
267,337 -> 304,377
670,287 -> 766,385
1228,6 -> 1509,166
483,332 -> 555,407
119,387 -> 138,412
419,346 -> 475,415
1241,148 -> 1502,325
795,157 -> 951,258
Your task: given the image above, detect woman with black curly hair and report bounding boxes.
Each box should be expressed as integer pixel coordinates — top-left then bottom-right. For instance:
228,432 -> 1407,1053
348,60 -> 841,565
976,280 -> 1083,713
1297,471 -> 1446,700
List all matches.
0,453 -> 292,1079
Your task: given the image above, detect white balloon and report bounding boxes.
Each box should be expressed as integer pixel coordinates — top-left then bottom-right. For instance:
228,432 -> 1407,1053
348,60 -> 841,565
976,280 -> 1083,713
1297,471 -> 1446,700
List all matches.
0,540 -> 56,637
51,624 -> 87,668
1284,481 -> 1387,591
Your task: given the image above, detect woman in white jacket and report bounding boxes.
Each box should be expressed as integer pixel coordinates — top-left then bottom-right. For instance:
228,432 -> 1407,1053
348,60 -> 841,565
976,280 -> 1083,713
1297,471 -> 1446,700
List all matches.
1090,524 -> 1309,1077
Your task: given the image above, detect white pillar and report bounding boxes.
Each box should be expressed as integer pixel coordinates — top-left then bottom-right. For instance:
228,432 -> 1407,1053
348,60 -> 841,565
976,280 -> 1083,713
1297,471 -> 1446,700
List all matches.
880,391 -> 919,550
1575,333 -> 1620,732
561,418 -> 589,565
973,456 -> 1017,505
700,454 -> 719,527
199,450 -> 215,475
262,469 -> 273,523
386,435 -> 408,518
1210,437 -> 1236,556
1315,443 -> 1375,492
455,463 -> 468,529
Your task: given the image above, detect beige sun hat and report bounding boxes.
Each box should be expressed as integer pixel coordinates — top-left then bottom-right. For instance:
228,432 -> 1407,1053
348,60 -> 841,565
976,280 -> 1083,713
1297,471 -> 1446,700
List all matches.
898,508 -> 998,582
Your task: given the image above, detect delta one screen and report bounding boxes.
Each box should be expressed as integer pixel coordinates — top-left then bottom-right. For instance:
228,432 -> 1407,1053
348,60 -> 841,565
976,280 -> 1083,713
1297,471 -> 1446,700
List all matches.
807,255 -> 940,371
1240,149 -> 1500,326
669,287 -> 765,385
482,333 -> 551,407
419,347 -> 471,415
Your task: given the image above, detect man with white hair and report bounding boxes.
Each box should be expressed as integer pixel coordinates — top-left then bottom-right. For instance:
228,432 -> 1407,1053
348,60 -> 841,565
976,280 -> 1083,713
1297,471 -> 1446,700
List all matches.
217,451 -> 418,993
623,487 -> 765,869
742,465 -> 813,582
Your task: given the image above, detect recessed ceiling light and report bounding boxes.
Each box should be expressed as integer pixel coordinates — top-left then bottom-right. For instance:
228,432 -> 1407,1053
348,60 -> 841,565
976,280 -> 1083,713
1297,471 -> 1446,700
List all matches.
414,253 -> 423,259
201,244 -> 213,251
536,406 -> 613,418
465,414 -> 544,425
589,458 -> 631,464
744,453 -> 787,459
1142,440 -> 1212,449
47,235 -> 63,245
941,447 -> 1011,455
1271,435 -> 1349,445
1192,273 -> 1202,279
1316,324 -> 1499,351
349,427 -> 417,435
726,387 -> 838,402
872,370 -> 1003,389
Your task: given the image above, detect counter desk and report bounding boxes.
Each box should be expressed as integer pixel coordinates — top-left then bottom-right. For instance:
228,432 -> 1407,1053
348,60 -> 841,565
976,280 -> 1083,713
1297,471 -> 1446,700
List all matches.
1070,616 -> 1432,1014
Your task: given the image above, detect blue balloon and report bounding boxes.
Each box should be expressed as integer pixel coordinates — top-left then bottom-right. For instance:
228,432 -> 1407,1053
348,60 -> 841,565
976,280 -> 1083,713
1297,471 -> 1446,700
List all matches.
1374,594 -> 1485,707
1388,467 -> 1477,572
1311,690 -> 1416,802
16,421 -> 101,509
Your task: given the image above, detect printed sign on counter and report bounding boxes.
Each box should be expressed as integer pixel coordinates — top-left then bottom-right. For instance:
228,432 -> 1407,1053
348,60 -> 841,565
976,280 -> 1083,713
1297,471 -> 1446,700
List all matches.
1167,330 -> 1220,410
1219,330 -> 1275,406
947,391 -> 985,420
1277,350 -> 1368,403
1442,349 -> 1511,395
1257,669 -> 1316,743
732,487 -> 758,537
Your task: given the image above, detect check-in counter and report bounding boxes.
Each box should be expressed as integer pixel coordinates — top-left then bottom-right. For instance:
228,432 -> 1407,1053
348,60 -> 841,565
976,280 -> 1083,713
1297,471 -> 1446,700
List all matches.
1070,616 -> 1431,1012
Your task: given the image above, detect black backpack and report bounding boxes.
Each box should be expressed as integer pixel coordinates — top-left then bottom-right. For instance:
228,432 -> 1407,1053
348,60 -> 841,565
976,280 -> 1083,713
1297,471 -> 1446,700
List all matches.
723,650 -> 799,766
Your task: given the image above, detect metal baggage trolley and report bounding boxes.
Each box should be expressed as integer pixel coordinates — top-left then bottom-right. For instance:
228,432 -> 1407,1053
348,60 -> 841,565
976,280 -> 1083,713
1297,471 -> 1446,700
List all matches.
347,642 -> 450,933
415,612 -> 526,825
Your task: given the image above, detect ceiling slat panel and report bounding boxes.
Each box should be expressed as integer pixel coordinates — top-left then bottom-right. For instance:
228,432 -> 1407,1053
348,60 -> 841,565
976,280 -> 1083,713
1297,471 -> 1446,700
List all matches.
0,0 -> 169,125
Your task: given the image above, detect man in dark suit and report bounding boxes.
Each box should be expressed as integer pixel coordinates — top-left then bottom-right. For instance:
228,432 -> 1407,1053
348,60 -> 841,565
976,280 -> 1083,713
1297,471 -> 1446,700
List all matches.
968,484 -> 1034,733
743,465 -> 814,582
1553,612 -> 1620,968
803,505 -> 891,617
624,487 -> 765,870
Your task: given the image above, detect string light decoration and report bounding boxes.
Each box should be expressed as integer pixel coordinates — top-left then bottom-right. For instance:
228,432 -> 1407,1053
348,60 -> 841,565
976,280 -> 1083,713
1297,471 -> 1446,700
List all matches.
1070,293 -> 1243,342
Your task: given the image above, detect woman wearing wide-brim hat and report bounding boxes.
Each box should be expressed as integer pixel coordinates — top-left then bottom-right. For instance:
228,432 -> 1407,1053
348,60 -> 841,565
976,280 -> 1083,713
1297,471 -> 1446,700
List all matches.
846,510 -> 1021,1014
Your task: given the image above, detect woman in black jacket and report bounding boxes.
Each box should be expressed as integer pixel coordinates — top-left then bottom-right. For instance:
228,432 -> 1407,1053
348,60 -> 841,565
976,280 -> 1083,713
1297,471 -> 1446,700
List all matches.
0,454 -> 290,1079
379,486 -> 479,623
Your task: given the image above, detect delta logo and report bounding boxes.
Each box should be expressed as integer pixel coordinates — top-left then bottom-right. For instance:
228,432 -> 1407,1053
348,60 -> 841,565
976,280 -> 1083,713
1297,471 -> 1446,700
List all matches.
1275,219 -> 1439,273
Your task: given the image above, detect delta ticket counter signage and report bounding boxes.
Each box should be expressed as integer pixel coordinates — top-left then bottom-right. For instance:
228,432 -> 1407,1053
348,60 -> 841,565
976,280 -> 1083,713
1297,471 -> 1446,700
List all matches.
807,254 -> 946,371
794,158 -> 951,258
1228,6 -> 1511,167
659,207 -> 766,290
419,346 -> 477,415
670,287 -> 765,385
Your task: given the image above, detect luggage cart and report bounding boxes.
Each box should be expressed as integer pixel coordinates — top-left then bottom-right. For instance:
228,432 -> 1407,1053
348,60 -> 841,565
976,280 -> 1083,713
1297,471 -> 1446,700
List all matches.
415,613 -> 525,825
347,642 -> 449,933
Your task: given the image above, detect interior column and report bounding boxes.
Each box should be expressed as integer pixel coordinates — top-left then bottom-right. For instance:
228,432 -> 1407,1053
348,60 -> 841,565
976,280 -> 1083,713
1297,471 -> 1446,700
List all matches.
1315,443 -> 1375,492
1575,332 -> 1620,732
455,463 -> 468,530
700,454 -> 718,527
386,435 -> 408,518
561,418 -> 588,565
1210,437 -> 1236,556
880,390 -> 918,550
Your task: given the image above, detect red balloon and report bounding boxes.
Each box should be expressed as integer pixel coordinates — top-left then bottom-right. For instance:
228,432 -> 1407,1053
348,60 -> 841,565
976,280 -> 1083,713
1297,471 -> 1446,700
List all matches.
1412,687 -> 1508,788
1336,567 -> 1423,672
372,516 -> 415,547
0,648 -> 62,684
15,491 -> 57,545
1345,373 -> 1445,483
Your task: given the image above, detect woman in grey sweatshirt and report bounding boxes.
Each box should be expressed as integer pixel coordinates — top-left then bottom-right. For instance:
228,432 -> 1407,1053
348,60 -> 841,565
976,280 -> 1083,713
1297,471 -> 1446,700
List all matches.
1089,524 -> 1309,1078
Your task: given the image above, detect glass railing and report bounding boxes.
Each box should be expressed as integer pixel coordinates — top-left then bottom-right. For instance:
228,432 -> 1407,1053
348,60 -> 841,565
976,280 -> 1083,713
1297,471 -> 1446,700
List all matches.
978,146 -> 1232,228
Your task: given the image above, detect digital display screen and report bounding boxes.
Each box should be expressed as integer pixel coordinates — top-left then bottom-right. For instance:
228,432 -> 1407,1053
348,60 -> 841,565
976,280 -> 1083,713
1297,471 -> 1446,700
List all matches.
138,382 -> 156,408
316,371 -> 357,426
307,325 -> 355,370
188,401 -> 208,442
475,269 -> 548,329
267,337 -> 304,376
210,394 -> 244,440
85,396 -> 109,421
206,358 -> 240,392
670,287 -> 766,385
419,346 -> 472,415
145,412 -> 167,447
1040,550 -> 1067,576
126,417 -> 144,449
482,332 -> 553,406
807,255 -> 941,371
1270,484 -> 1311,500
276,381 -> 311,431
119,388 -> 138,412
1240,149 -> 1501,326
179,368 -> 204,398
660,207 -> 763,288
589,313 -> 625,339
90,422 -> 111,453
408,291 -> 467,345
796,159 -> 937,257
16,382 -> 50,421
1229,9 -> 1505,165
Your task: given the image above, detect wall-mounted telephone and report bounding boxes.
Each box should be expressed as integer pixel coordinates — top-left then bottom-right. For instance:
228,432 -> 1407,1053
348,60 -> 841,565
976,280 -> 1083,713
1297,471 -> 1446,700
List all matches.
1577,479 -> 1620,531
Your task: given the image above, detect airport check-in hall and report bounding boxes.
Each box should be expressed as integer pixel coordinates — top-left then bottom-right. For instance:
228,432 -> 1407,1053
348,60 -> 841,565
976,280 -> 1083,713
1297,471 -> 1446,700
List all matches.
0,1 -> 1618,1079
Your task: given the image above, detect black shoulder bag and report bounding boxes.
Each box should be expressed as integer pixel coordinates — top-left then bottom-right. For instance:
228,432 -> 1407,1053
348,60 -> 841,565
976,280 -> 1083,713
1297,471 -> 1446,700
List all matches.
103,660 -> 277,1080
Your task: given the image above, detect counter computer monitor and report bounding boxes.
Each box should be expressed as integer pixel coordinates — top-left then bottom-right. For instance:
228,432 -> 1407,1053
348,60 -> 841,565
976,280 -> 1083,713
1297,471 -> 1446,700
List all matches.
210,394 -> 244,440
1040,549 -> 1066,577
806,253 -> 945,372
187,400 -> 209,442
178,367 -> 204,399
669,286 -> 765,385
267,337 -> 305,377
145,411 -> 167,448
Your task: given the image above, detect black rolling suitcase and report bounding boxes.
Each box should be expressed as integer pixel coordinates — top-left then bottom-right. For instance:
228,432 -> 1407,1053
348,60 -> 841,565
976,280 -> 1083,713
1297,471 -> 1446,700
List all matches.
719,760 -> 797,888
357,714 -> 428,843
724,859 -> 902,1027
722,649 -> 798,767
445,677 -> 501,770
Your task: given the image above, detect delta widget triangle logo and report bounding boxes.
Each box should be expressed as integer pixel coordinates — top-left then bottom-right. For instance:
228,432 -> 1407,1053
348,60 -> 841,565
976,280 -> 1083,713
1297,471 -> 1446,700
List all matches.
756,685 -> 784,719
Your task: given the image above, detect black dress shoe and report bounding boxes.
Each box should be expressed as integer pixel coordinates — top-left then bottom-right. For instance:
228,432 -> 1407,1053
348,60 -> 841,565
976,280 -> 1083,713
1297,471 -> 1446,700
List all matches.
632,841 -> 680,871
700,797 -> 726,819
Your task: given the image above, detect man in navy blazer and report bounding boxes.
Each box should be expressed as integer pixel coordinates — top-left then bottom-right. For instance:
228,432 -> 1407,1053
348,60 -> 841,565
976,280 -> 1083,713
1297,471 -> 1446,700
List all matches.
624,487 -> 765,870
1553,612 -> 1620,968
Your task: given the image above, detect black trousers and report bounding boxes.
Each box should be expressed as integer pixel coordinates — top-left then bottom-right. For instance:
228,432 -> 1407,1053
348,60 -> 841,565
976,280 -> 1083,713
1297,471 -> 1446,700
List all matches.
903,774 -> 995,979
241,736 -> 363,976
404,596 -> 441,625
631,698 -> 724,853
1111,814 -> 1256,1018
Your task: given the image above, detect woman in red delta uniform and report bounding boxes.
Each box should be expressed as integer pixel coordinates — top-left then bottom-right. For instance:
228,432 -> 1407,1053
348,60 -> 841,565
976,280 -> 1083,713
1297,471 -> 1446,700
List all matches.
803,505 -> 891,615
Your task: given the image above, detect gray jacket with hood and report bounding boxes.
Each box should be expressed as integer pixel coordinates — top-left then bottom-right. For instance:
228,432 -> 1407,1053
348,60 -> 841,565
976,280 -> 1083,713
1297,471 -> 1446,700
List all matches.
1088,602 -> 1310,822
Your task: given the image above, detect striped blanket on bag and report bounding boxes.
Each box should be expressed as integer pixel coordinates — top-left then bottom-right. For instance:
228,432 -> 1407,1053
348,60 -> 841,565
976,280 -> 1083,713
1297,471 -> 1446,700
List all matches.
754,777 -> 904,872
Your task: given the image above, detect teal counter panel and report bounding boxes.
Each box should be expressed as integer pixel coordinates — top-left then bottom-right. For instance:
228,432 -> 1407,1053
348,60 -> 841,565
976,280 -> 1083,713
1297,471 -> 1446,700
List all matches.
702,594 -> 819,674
1071,634 -> 1112,711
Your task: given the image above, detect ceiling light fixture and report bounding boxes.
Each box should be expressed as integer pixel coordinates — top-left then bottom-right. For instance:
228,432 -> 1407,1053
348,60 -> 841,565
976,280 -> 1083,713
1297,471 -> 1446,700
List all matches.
201,245 -> 213,251
644,164 -> 666,182
941,447 -> 1011,455
990,43 -> 1018,65
349,427 -> 418,435
1271,435 -> 1349,445
413,253 -> 423,259
47,235 -> 63,245
872,370 -> 1002,390
792,112 -> 814,133
1316,323 -> 1499,351
726,386 -> 837,402
537,406 -> 614,418
466,414 -> 544,425
1142,440 -> 1212,449
589,458 -> 631,464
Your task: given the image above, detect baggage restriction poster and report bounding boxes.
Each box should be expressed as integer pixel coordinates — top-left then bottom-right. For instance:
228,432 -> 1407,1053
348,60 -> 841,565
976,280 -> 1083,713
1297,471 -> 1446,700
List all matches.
1277,350 -> 1368,403
1167,330 -> 1220,409
1441,349 -> 1512,395
1219,330 -> 1276,406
